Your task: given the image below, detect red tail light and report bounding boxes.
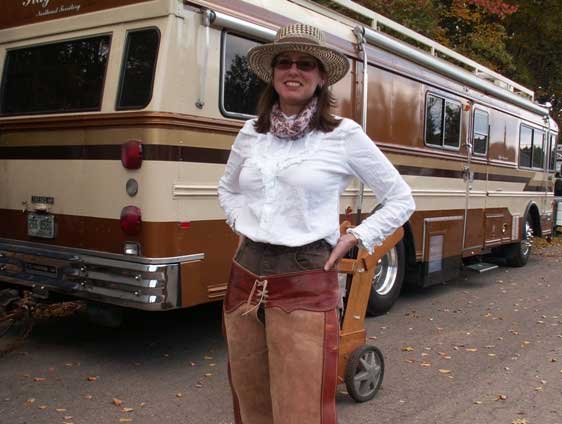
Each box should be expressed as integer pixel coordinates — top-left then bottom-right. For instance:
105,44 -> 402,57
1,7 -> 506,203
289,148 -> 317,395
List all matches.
120,206 -> 142,235
121,140 -> 143,169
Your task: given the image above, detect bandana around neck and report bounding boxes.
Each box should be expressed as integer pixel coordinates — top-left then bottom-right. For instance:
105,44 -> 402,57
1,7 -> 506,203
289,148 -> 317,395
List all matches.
270,97 -> 318,140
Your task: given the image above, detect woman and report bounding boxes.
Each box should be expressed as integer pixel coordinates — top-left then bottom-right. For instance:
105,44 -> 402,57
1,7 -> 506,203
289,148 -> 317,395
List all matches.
218,23 -> 415,424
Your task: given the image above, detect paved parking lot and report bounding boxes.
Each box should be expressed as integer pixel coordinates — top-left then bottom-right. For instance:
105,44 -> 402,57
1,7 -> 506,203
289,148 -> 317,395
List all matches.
1,241 -> 561,424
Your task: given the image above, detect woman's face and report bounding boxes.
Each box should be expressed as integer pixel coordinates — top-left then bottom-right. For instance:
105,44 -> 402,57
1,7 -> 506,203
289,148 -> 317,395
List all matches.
272,52 -> 325,114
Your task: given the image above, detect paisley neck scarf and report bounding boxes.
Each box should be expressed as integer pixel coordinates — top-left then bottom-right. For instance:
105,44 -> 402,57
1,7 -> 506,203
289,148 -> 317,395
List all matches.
270,97 -> 318,140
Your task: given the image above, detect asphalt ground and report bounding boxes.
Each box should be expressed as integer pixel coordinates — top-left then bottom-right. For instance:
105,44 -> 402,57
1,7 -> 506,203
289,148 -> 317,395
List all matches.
1,239 -> 561,424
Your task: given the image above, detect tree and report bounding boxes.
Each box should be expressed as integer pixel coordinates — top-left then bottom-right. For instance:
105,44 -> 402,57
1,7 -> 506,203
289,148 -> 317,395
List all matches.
506,0 -> 562,127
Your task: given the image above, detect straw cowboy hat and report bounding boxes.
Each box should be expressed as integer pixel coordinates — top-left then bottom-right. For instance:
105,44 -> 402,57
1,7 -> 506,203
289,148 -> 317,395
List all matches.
247,23 -> 350,86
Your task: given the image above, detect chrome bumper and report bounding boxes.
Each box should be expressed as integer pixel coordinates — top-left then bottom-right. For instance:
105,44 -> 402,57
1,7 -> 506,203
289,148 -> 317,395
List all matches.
0,238 -> 204,311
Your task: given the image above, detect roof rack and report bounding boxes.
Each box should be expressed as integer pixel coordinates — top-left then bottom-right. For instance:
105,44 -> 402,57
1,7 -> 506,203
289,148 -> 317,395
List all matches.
293,0 -> 535,102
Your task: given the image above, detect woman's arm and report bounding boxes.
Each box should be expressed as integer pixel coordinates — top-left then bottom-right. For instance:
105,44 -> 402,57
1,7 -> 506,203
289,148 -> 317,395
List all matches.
217,131 -> 248,231
324,122 -> 415,269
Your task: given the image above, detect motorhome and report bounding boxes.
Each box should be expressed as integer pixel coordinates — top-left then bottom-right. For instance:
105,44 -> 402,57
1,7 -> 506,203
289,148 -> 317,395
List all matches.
0,0 -> 558,320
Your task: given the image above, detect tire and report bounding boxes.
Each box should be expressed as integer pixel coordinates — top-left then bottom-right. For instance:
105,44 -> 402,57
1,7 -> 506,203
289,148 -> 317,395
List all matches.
504,214 -> 534,267
344,345 -> 385,403
366,239 -> 405,316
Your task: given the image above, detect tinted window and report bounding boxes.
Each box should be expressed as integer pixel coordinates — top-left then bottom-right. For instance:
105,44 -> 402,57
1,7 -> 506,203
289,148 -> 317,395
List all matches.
473,109 -> 489,155
532,130 -> 545,169
425,94 -> 461,149
444,101 -> 461,148
1,35 -> 110,115
548,134 -> 557,171
221,32 -> 266,117
425,95 -> 443,146
519,125 -> 533,168
117,29 -> 159,109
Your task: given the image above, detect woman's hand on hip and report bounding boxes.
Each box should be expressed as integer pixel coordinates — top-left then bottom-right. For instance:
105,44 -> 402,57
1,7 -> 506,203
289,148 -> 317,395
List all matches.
323,233 -> 359,271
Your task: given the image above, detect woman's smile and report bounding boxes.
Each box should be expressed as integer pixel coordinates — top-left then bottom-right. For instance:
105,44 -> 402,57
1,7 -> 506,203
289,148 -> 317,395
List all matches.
273,52 -> 325,115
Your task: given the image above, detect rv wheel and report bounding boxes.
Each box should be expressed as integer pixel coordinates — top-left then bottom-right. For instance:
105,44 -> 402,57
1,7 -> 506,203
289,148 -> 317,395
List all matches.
503,214 -> 534,267
366,240 -> 405,316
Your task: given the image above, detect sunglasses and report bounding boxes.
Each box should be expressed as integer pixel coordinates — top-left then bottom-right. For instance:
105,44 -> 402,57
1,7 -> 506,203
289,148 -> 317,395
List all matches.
273,58 -> 318,72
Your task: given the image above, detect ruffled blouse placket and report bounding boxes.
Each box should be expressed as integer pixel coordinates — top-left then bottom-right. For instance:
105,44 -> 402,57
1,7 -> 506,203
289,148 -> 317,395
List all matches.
251,132 -> 317,236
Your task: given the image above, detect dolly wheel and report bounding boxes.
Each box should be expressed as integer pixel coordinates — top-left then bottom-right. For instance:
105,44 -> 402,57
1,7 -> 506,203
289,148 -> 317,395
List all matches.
345,345 -> 384,403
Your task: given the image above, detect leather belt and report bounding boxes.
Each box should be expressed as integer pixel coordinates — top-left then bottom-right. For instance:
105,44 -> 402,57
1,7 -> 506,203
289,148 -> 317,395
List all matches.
224,261 -> 340,313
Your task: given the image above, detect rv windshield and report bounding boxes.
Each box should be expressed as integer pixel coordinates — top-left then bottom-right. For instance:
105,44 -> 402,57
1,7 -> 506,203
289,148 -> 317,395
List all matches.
0,35 -> 111,116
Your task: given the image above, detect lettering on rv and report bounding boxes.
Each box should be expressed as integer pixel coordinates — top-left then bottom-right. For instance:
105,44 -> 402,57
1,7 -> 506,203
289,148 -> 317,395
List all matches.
21,0 -> 82,17
22,0 -> 51,7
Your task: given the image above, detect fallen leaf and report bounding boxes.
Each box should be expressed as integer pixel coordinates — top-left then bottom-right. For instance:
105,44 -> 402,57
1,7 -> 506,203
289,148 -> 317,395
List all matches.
474,400 -> 482,405
119,419 -> 133,423
465,348 -> 478,352
488,353 -> 497,357
401,346 -> 414,352
419,362 -> 432,367
55,408 -> 67,412
139,402 -> 146,407
84,395 -> 93,400
512,419 -> 528,424
122,407 -> 134,412
195,382 -> 203,388
176,393 -> 183,398
33,377 -> 46,382
113,398 -> 124,407
438,369 -> 451,374
26,398 -> 36,404
86,376 -> 97,382
38,405 -> 48,410
64,416 -> 73,420
496,394 -> 507,401
534,386 -> 543,392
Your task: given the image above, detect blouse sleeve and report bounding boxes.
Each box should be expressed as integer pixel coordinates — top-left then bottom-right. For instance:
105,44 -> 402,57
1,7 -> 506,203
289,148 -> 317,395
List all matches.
217,121 -> 252,230
342,121 -> 415,253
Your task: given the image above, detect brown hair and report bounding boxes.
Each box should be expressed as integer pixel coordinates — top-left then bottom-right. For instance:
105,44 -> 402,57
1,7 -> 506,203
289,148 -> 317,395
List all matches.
253,67 -> 342,134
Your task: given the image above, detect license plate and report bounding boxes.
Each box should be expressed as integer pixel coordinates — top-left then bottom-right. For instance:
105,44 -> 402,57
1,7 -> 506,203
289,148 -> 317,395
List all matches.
27,213 -> 55,239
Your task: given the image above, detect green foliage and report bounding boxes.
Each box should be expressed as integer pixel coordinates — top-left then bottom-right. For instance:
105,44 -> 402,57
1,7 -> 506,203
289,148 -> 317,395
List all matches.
506,0 -> 562,125
312,0 -> 561,129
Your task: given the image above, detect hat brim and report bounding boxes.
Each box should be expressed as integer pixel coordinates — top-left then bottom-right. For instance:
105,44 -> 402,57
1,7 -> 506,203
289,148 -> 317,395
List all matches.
247,42 -> 350,86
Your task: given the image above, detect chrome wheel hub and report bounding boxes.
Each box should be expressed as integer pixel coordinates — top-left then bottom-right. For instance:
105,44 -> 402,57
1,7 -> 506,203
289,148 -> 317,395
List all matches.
372,247 -> 399,296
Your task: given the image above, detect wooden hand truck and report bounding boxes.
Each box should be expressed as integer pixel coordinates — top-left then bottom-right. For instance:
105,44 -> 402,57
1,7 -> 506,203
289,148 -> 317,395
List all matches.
336,223 -> 404,402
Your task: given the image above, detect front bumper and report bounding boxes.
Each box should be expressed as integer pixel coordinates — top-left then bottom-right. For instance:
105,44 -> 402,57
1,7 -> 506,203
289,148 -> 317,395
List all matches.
0,238 -> 204,311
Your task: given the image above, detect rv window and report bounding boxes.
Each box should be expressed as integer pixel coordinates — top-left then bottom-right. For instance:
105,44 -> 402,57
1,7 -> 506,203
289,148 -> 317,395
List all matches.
221,32 -> 266,118
444,101 -> 461,148
425,95 -> 443,146
519,125 -> 533,168
532,130 -> 545,169
473,109 -> 489,155
548,134 -> 558,171
0,35 -> 110,115
117,28 -> 160,110
424,94 -> 461,149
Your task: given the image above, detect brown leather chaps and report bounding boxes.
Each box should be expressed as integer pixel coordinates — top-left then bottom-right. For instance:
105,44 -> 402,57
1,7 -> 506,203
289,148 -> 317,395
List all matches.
223,260 -> 340,424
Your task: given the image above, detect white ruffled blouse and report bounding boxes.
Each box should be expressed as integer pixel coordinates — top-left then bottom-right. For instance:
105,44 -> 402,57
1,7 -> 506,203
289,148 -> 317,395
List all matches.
217,117 -> 415,253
